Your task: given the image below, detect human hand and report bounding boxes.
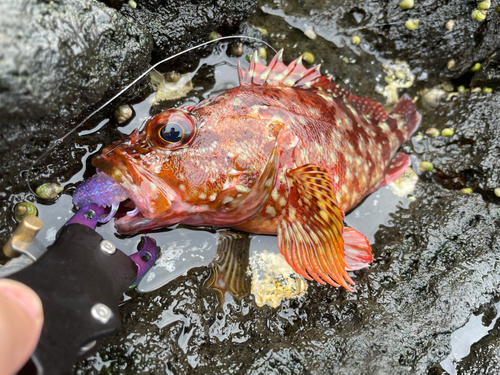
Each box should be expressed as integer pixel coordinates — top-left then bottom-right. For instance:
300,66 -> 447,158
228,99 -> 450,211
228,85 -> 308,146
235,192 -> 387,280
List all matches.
0,279 -> 44,375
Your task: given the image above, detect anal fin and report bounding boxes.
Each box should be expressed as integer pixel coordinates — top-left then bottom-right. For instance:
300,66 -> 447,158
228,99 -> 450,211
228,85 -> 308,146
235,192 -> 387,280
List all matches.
278,164 -> 355,291
343,228 -> 373,271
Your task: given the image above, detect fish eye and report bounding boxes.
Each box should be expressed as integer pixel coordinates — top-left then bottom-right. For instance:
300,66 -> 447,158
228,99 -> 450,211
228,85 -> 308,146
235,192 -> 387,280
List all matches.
154,112 -> 195,148
160,122 -> 184,143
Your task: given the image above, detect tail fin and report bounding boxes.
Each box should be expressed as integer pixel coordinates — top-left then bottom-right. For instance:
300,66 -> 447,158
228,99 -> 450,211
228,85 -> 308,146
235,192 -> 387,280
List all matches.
388,93 -> 422,142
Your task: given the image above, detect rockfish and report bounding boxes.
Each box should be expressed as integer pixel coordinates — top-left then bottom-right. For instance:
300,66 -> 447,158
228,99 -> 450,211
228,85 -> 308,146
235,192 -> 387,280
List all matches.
74,50 -> 421,291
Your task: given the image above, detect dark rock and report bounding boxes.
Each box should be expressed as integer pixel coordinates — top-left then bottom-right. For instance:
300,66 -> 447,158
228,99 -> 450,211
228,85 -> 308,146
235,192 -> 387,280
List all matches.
0,0 -> 259,134
2,0 -> 500,373
402,92 -> 500,196
456,307 -> 500,374
470,51 -> 500,90
367,1 -> 500,85
0,0 -> 153,133
119,0 -> 260,61
258,0 -> 500,87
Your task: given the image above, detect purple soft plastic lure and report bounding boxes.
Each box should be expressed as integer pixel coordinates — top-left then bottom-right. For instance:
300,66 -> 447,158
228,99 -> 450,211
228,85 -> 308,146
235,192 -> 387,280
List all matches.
73,170 -> 129,223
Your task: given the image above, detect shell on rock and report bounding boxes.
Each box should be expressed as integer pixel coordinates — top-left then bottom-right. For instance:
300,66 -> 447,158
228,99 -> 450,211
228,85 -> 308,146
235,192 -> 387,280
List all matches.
14,202 -> 38,223
36,182 -> 63,199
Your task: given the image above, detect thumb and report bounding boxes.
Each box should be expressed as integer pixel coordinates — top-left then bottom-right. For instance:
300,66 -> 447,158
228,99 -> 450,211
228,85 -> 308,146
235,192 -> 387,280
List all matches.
0,279 -> 44,375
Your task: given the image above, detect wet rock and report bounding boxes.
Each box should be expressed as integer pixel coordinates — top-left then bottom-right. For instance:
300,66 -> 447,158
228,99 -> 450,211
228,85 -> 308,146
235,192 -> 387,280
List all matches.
258,0 -> 500,86
403,92 -> 500,196
456,312 -> 500,374
470,52 -> 500,89
367,1 -> 500,85
2,0 -> 500,372
0,0 -> 258,133
0,0 -> 153,132
119,0 -> 259,62
75,188 -> 500,373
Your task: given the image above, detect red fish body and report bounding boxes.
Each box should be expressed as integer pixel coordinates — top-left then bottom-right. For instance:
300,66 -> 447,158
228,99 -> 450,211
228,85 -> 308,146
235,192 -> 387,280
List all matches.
87,50 -> 421,291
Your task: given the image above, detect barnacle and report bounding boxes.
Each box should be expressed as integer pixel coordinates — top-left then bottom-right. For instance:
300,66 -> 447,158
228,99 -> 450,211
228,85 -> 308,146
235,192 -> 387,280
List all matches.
150,70 -> 193,104
389,168 -> 418,197
304,28 -> 317,40
421,88 -> 447,109
381,60 -> 415,106
114,104 -> 133,124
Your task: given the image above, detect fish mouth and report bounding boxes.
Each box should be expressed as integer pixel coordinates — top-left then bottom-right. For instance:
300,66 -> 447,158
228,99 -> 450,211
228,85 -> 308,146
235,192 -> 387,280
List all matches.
92,153 -> 177,234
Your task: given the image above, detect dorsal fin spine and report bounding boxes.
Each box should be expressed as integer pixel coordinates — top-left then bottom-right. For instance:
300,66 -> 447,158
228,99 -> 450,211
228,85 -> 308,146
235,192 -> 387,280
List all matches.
238,49 -> 331,89
248,51 -> 258,82
237,60 -> 244,83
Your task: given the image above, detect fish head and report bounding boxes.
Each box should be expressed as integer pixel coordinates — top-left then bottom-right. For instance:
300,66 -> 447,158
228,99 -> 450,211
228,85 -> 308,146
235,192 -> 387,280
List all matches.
92,93 -> 283,233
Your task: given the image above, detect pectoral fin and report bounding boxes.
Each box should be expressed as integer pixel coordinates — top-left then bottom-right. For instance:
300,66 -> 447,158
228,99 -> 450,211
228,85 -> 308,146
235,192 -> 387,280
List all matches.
277,164 -> 355,291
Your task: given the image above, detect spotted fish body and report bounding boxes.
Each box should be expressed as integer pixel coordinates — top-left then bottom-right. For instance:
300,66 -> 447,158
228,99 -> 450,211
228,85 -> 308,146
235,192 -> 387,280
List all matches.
81,50 -> 421,291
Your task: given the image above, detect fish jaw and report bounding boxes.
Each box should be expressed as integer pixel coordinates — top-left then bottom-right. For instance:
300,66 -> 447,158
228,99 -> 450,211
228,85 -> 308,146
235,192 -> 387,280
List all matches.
92,152 -> 183,233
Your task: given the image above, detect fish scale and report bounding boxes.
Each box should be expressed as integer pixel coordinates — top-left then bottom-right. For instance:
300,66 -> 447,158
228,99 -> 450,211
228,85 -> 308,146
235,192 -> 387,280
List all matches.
77,49 -> 421,291
227,83 -> 402,211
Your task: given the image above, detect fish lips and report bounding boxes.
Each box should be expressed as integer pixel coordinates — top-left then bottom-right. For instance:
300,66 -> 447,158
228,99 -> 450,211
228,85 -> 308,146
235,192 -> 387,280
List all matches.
92,153 -> 173,232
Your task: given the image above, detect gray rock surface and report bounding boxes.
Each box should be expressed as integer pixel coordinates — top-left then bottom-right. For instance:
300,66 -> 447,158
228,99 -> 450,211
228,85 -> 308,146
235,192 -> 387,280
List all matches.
0,0 -> 152,133
0,0 -> 259,135
402,92 -> 500,197
119,0 -> 260,61
457,309 -> 500,374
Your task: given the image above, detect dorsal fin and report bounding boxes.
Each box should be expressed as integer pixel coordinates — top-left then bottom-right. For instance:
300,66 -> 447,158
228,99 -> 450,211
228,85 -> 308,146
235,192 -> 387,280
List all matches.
238,49 -> 327,89
237,49 -> 389,124
347,95 -> 388,123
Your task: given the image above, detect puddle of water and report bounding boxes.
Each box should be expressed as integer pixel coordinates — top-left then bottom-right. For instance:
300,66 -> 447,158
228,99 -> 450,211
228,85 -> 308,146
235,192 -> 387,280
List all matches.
440,302 -> 500,374
260,5 -> 347,47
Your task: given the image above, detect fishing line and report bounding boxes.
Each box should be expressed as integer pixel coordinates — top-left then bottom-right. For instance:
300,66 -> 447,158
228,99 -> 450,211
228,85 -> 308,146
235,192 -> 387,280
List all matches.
25,35 -> 277,195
